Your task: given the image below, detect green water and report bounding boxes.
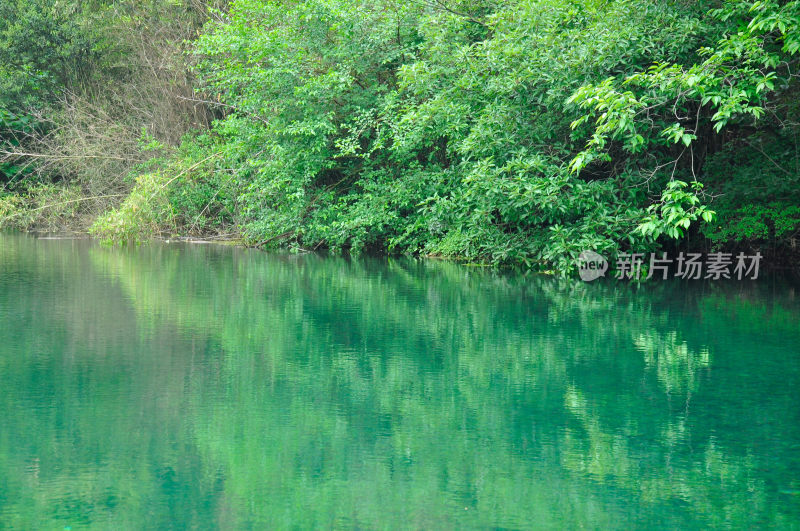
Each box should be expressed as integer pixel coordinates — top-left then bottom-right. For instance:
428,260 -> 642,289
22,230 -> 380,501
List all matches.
0,233 -> 799,529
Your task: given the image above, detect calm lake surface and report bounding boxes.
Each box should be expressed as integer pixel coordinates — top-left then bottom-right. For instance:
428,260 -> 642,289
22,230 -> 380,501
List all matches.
1,232 -> 799,529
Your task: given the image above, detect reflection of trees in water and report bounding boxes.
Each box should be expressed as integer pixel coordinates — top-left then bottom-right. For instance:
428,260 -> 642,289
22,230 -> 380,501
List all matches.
635,331 -> 710,395
1,234 -> 798,528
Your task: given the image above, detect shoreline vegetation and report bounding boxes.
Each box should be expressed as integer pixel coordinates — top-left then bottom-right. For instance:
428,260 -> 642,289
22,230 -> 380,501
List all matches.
1,0 -> 799,275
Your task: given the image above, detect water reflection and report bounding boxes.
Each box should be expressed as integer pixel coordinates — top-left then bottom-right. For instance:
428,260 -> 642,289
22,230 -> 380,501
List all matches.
0,233 -> 799,528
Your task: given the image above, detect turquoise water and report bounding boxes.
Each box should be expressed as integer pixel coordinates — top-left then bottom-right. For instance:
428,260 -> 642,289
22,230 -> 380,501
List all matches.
0,232 -> 799,529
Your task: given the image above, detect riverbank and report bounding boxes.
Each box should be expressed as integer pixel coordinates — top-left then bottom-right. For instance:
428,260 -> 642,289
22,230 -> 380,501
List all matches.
2,0 -> 799,276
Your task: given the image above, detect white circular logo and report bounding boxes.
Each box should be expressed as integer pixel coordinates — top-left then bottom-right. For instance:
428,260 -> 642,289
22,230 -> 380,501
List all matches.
577,251 -> 608,282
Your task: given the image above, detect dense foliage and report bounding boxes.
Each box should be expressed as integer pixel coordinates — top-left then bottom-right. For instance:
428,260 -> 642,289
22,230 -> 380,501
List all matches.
1,0 -> 798,274
0,1 -> 218,228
